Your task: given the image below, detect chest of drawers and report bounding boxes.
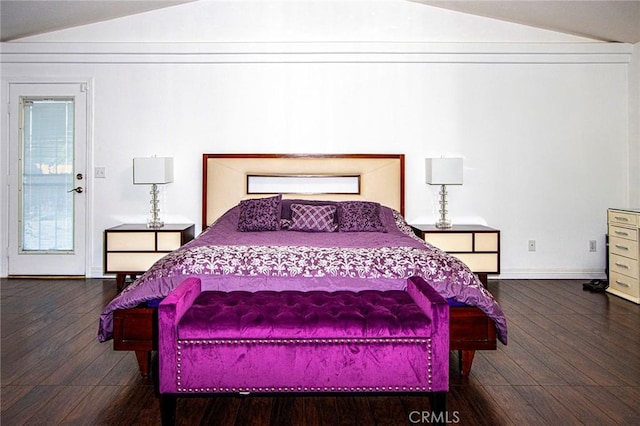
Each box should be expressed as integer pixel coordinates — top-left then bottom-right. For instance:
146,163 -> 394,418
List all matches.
607,209 -> 640,304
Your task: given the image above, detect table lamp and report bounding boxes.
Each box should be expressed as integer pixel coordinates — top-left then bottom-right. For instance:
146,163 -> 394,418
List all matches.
133,157 -> 174,228
425,157 -> 463,229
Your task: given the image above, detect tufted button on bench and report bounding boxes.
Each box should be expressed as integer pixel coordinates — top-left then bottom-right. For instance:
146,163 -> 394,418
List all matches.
157,276 -> 449,425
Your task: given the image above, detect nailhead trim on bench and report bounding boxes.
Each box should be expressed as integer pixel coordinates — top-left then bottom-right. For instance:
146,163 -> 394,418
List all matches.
175,338 -> 435,393
179,337 -> 431,345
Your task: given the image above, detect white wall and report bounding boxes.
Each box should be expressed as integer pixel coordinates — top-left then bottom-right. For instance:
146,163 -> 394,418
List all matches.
1,0 -> 637,279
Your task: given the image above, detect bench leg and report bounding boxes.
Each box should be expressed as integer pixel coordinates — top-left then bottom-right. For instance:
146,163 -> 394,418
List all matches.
428,392 -> 448,426
160,394 -> 177,426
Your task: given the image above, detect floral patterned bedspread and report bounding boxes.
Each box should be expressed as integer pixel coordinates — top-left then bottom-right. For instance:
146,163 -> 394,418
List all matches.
98,206 -> 507,344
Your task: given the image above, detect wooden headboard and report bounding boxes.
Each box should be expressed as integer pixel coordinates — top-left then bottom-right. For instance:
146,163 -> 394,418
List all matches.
202,154 -> 405,227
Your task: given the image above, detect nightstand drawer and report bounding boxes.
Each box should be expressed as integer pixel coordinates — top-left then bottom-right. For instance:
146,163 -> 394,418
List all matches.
453,253 -> 499,274
424,233 -> 473,251
107,232 -> 156,251
610,253 -> 639,279
157,232 -> 183,251
608,210 -> 638,227
609,271 -> 640,300
609,225 -> 638,242
474,233 -> 499,251
610,236 -> 639,260
107,252 -> 166,272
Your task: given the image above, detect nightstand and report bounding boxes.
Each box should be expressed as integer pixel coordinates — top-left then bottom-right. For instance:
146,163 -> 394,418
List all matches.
104,223 -> 195,291
412,224 -> 500,286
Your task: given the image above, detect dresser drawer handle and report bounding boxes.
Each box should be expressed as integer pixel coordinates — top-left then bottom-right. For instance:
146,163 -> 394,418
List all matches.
614,216 -> 630,222
614,262 -> 630,269
615,280 -> 630,288
614,231 -> 630,237
614,245 -> 630,250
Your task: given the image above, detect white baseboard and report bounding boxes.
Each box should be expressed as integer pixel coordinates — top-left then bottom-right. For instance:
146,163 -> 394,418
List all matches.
89,267 -> 110,279
491,270 -> 607,280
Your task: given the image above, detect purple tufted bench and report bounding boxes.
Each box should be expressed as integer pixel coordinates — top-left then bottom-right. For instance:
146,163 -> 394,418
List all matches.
157,276 -> 449,425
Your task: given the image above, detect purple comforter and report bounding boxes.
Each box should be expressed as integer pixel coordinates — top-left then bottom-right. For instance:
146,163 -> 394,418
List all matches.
98,205 -> 507,344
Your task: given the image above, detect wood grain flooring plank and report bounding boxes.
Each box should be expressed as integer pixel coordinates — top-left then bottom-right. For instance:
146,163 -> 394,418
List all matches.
544,385 -> 617,425
0,385 -> 34,414
41,332 -> 116,385
97,351 -> 146,386
445,385 -> 514,426
299,396 -> 340,426
269,396 -> 305,426
234,395 -> 273,426
19,385 -> 93,425
57,385 -> 123,425
503,323 -> 596,386
465,351 -> 510,386
503,309 -> 629,386
482,385 -> 547,426
335,395 -> 374,426
366,396 -> 406,425
477,348 -> 538,386
534,313 -> 640,386
127,386 -> 163,426
199,395 -> 242,426
600,386 -> 640,422
94,384 -> 155,426
0,385 -> 61,425
493,333 -> 568,385
513,385 -> 581,425
4,317 -> 100,385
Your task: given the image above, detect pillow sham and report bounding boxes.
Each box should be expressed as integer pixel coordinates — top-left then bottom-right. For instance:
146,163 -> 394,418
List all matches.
289,204 -> 338,232
336,201 -> 387,232
237,194 -> 282,232
280,199 -> 338,221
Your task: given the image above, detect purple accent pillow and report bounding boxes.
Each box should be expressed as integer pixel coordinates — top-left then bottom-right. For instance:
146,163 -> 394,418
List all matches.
237,194 -> 282,232
289,204 -> 338,232
336,201 -> 387,232
280,199 -> 338,221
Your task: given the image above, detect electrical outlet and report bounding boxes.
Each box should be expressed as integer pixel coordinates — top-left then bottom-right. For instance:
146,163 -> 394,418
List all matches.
528,240 -> 536,252
95,167 -> 106,178
589,240 -> 597,252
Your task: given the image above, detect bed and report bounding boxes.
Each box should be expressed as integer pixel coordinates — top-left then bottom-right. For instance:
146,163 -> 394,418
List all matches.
99,153 -> 506,377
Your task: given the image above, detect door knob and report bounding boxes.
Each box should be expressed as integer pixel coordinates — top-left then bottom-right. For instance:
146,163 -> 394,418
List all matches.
68,186 -> 83,193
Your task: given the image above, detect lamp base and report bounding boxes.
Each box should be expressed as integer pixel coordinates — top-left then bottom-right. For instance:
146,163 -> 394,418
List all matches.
147,183 -> 164,228
435,219 -> 452,229
436,184 -> 453,229
147,219 -> 164,229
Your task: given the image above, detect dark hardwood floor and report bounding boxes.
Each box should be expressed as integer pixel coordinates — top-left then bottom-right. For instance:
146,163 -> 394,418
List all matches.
1,278 -> 639,425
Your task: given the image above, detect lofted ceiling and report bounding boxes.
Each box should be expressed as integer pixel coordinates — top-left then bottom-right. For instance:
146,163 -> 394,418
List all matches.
414,0 -> 640,43
0,0 -> 196,42
0,0 -> 639,43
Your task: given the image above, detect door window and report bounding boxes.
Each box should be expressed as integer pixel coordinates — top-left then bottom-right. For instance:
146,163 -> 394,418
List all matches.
19,98 -> 75,253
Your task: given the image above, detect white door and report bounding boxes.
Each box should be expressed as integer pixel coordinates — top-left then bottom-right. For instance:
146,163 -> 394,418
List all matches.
8,83 -> 88,276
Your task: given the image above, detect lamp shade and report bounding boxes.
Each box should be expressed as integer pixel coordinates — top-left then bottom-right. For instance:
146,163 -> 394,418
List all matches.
133,157 -> 174,184
425,158 -> 463,185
